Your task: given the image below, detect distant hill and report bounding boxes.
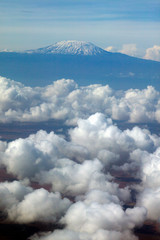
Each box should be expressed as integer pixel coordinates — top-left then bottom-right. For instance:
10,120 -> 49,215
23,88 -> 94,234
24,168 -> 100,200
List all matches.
0,40 -> 160,90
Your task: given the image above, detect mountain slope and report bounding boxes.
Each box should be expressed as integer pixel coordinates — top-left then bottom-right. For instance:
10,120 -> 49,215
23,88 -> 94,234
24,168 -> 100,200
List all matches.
0,41 -> 160,90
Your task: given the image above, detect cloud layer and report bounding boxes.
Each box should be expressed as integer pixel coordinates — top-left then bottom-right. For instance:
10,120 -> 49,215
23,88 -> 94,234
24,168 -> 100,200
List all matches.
1,112 -> 160,239
1,77 -> 160,239
1,76 -> 160,125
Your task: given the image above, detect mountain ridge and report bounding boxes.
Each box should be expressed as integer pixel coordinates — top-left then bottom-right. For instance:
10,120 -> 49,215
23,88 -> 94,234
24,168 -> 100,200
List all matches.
0,40 -> 160,90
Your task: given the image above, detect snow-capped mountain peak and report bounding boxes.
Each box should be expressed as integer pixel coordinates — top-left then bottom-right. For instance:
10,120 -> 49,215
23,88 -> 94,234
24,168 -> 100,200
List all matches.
26,40 -> 107,56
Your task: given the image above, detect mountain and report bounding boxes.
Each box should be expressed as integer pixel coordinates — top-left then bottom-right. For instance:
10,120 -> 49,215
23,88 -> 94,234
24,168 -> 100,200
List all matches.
0,40 -> 160,90
25,40 -> 107,56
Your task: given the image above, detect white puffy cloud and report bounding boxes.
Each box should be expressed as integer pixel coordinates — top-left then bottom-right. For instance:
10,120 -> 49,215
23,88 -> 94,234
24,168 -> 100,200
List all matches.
0,181 -> 32,220
137,188 -> 160,221
0,180 -> 32,201
2,113 -> 160,206
118,44 -> 138,57
1,130 -> 89,179
0,181 -> 71,224
80,189 -> 120,205
0,185 -> 18,216
30,190 -> 144,240
131,147 -> 160,222
144,45 -> 160,62
0,113 -> 159,199
46,198 -> 145,240
61,201 -> 146,233
1,76 -> 160,125
9,188 -> 71,224
36,158 -> 130,202
130,147 -> 160,190
69,113 -> 159,162
2,112 -> 160,238
104,44 -> 139,57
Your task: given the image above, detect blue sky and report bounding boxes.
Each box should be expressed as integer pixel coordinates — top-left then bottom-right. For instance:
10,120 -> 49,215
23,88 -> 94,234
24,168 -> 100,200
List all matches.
0,0 -> 160,53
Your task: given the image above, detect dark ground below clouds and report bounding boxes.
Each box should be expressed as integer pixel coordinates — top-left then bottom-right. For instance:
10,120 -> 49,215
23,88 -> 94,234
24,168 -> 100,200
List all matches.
0,120 -> 160,142
0,120 -> 70,142
0,222 -> 63,240
0,223 -> 39,240
0,219 -> 160,240
0,221 -> 160,240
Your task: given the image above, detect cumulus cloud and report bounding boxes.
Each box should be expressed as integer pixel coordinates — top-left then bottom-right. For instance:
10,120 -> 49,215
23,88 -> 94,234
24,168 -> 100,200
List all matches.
130,147 -> 160,190
0,181 -> 31,220
104,46 -> 117,52
70,113 -> 159,162
1,130 -> 89,179
30,190 -> 145,240
104,44 -> 138,57
61,201 -> 146,233
2,112 -> 160,238
30,194 -> 146,240
1,113 -> 159,187
137,188 -> 160,221
1,76 -> 160,125
130,147 -> 160,222
144,45 -> 160,62
126,145 -> 160,224
0,181 -> 71,224
118,44 -> 138,57
9,189 -> 71,224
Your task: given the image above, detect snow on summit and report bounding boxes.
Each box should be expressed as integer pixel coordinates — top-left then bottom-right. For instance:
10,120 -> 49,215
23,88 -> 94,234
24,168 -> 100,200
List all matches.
26,40 -> 107,55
